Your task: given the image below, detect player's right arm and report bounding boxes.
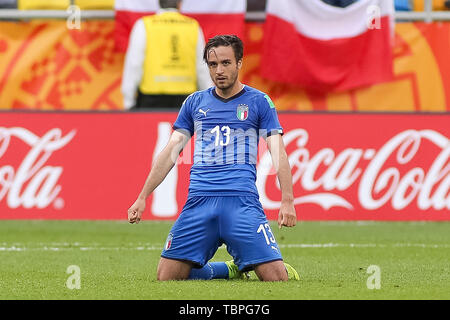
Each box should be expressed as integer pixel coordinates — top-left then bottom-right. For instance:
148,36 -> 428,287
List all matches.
128,130 -> 190,224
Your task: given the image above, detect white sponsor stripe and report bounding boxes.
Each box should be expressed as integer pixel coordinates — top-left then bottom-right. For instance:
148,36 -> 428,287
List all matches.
115,0 -> 158,12
115,0 -> 246,14
267,0 -> 394,40
181,0 -> 246,14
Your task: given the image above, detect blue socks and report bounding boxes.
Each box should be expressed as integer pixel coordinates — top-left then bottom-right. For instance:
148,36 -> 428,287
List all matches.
188,262 -> 230,280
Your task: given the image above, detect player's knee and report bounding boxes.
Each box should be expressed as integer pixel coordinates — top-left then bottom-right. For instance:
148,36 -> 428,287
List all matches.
255,261 -> 288,282
157,267 -> 185,281
156,264 -> 179,281
156,267 -> 170,281
157,272 -> 175,281
157,257 -> 191,281
259,272 -> 288,282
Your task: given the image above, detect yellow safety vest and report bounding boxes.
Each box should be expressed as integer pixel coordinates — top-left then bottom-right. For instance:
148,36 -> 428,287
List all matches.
140,12 -> 199,95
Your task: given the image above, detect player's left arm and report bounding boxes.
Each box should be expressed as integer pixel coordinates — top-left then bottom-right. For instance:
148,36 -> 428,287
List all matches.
266,134 -> 297,229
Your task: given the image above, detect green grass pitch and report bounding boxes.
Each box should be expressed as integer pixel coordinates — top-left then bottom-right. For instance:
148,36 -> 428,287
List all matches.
0,220 -> 449,300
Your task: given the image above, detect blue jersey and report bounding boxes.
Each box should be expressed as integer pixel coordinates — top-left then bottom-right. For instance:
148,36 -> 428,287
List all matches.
173,85 -> 283,197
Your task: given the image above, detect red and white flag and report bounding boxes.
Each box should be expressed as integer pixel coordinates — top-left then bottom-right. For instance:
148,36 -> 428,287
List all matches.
114,0 -> 158,52
261,0 -> 395,92
181,0 -> 246,43
114,0 -> 246,52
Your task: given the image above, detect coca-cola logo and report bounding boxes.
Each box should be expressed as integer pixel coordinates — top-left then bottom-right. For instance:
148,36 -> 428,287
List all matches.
257,129 -> 450,212
0,127 -> 76,210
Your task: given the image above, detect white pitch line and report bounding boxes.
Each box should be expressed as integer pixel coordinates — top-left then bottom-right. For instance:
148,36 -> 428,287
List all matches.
0,243 -> 449,252
0,246 -> 164,252
280,243 -> 450,248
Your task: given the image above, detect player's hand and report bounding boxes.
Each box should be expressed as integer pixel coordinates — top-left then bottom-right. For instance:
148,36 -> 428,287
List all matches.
128,198 -> 146,224
278,200 -> 297,229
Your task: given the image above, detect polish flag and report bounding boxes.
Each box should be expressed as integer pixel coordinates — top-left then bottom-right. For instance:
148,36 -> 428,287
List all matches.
261,0 -> 395,92
181,0 -> 246,42
114,0 -> 246,52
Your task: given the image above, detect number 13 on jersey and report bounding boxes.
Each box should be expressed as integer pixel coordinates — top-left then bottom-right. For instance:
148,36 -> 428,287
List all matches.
210,125 -> 231,147
257,223 -> 276,245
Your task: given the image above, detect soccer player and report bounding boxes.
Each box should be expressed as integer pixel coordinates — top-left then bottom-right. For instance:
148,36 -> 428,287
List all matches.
128,35 -> 298,281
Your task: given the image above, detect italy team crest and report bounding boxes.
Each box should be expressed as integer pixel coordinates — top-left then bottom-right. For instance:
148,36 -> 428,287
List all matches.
164,233 -> 173,250
236,104 -> 249,121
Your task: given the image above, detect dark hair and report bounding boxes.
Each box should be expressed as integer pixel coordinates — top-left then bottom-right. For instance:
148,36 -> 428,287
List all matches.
159,0 -> 181,9
203,35 -> 244,63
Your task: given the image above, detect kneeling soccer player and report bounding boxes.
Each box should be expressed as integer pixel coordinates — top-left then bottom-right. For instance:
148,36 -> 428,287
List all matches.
128,35 -> 299,281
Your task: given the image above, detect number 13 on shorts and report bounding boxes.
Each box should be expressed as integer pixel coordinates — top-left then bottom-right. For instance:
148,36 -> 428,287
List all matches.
257,223 -> 277,246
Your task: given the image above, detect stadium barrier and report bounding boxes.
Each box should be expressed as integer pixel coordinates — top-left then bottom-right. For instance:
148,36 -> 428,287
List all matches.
0,111 -> 448,221
1,0 -> 450,21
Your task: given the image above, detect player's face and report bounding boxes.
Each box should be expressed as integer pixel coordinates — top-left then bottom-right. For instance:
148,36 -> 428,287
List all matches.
206,46 -> 242,91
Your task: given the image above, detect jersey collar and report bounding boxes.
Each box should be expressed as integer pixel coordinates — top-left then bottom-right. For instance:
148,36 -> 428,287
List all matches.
212,86 -> 246,103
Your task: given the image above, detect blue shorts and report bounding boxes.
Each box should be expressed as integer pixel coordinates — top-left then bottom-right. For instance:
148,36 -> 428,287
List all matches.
161,196 -> 283,271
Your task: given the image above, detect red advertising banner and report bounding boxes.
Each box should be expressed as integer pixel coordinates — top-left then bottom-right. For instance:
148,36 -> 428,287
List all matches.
0,112 -> 448,221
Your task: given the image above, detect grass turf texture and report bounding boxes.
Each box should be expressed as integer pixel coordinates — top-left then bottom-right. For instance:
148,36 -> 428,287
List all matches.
0,220 -> 449,300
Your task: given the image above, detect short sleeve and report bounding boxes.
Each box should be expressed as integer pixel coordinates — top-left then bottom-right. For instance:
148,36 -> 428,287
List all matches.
173,94 -> 195,136
258,94 -> 283,138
